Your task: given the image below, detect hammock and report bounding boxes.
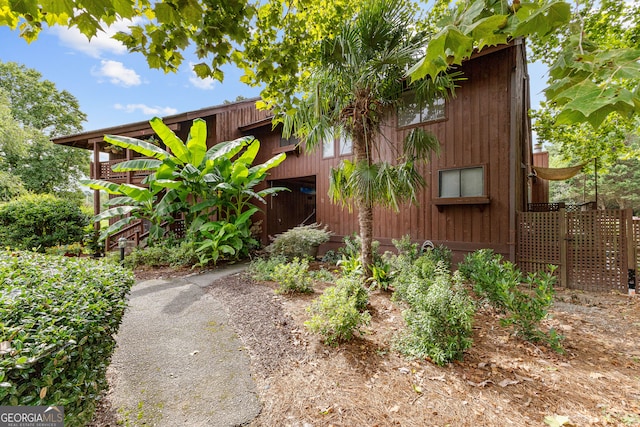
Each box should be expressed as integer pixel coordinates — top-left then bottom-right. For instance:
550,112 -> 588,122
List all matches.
532,163 -> 587,181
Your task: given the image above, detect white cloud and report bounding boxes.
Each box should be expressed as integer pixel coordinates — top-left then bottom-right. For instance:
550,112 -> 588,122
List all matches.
92,60 -> 142,87
114,104 -> 178,116
49,19 -> 140,58
188,62 -> 216,90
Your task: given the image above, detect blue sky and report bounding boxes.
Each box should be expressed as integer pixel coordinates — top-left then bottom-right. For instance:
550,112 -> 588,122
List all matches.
1,24 -> 549,134
0,24 -> 263,132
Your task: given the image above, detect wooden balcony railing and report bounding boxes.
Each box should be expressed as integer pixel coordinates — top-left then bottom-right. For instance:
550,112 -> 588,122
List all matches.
104,219 -> 186,251
92,159 -> 153,182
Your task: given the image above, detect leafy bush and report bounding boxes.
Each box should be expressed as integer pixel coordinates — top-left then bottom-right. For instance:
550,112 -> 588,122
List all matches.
0,194 -> 89,251
194,209 -> 260,265
271,257 -> 315,294
305,277 -> 371,345
124,239 -> 198,269
394,267 -> 475,366
392,235 -> 420,261
247,255 -> 287,281
390,256 -> 438,304
458,249 -> 563,352
423,244 -> 453,271
266,223 -> 332,259
0,250 -> 134,426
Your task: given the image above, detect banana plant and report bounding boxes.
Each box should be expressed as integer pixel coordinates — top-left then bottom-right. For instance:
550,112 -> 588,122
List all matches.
85,117 -> 288,260
80,179 -> 168,242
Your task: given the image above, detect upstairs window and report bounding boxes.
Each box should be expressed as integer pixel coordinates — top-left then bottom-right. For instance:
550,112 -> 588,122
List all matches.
398,91 -> 446,127
439,167 -> 485,198
338,133 -> 352,156
280,135 -> 299,147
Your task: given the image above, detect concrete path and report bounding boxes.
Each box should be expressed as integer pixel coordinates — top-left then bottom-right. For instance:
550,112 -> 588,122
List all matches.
108,265 -> 261,426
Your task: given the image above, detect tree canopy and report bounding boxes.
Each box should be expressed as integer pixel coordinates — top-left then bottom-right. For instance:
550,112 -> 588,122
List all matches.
2,0 -> 638,129
0,64 -> 89,198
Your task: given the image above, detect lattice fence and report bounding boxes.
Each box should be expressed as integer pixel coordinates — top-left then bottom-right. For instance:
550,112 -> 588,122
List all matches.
518,209 -> 636,293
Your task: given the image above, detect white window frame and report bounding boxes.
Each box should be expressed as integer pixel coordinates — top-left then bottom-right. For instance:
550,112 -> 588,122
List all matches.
397,91 -> 446,128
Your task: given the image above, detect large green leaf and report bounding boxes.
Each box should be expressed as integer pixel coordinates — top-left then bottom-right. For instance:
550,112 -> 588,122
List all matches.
103,196 -> 137,207
93,205 -> 138,222
186,118 -> 208,167
99,215 -> 139,240
117,184 -> 155,202
150,117 -> 189,164
512,1 -> 571,38
104,134 -> 170,160
80,179 -> 122,195
237,138 -> 260,165
111,158 -> 162,172
247,153 -> 287,176
205,136 -> 253,162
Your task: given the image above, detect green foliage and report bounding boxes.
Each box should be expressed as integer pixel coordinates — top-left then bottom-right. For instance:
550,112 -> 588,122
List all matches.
83,118 -> 286,252
459,250 -> 563,352
305,277 -> 371,346
0,194 -> 89,251
247,255 -> 288,281
0,250 -> 134,426
0,89 -> 88,198
266,223 -> 332,260
0,61 -> 85,136
194,208 -> 259,266
123,239 -> 198,269
394,267 -> 475,366
392,235 -> 420,262
0,171 -> 26,202
271,257 -> 314,294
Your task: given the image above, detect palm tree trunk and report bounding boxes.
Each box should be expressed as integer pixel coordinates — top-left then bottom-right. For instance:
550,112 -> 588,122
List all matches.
357,197 -> 374,280
353,127 -> 374,280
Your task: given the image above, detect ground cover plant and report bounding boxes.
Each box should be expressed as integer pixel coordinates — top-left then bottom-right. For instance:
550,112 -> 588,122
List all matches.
0,250 -> 134,426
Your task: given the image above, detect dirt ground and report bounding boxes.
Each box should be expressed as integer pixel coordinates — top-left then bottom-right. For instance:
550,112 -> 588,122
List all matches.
93,264 -> 640,427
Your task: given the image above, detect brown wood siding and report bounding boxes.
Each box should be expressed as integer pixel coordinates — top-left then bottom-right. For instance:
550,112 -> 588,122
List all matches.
259,42 -> 530,262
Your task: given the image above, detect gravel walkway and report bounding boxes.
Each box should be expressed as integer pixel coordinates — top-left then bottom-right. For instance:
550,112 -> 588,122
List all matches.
108,265 -> 261,426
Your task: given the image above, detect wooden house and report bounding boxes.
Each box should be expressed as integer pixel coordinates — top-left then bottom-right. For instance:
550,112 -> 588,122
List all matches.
54,39 -> 538,263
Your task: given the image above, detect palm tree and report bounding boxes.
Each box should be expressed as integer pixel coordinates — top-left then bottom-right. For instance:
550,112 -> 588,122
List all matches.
283,0 -> 459,278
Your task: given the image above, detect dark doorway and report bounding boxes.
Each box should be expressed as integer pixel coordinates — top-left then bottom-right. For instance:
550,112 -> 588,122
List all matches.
268,176 -> 316,237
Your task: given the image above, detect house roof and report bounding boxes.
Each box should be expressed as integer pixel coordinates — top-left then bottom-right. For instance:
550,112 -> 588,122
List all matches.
52,97 -> 264,150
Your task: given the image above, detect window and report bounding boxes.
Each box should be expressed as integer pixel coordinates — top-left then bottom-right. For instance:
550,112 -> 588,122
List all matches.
280,135 -> 298,147
439,167 -> 485,198
322,138 -> 335,158
338,133 -> 352,156
398,91 -> 446,127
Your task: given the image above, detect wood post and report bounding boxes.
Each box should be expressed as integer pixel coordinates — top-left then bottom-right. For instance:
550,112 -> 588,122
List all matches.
559,208 -> 568,288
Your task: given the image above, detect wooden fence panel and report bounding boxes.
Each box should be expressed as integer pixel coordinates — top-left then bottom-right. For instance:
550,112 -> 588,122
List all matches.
566,210 -> 628,293
517,211 -> 561,276
518,209 -> 635,293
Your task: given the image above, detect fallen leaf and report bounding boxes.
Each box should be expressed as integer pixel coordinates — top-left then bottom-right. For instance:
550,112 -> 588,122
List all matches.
412,384 -> 422,394
429,375 -> 446,382
389,405 -> 400,413
544,414 -> 573,427
40,387 -> 47,399
498,379 -> 519,387
589,372 -> 605,379
190,350 -> 199,356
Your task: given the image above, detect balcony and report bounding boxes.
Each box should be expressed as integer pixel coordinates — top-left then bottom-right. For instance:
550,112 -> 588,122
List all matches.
92,159 -> 152,183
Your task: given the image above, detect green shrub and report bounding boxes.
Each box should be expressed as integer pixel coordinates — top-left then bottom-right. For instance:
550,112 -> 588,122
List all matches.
271,257 -> 314,294
305,277 -> 371,345
247,255 -> 288,281
0,250 -> 134,426
309,267 -> 336,283
392,235 -> 420,261
124,239 -> 198,269
423,244 -> 453,271
266,223 -> 332,259
394,268 -> 475,366
459,249 -> 563,352
0,194 -> 89,251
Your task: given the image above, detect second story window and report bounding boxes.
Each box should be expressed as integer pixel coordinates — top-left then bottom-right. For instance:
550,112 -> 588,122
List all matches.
398,91 -> 446,127
439,166 -> 485,198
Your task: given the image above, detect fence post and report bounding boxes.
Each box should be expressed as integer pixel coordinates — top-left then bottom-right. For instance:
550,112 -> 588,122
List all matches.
625,209 -> 636,296
559,208 -> 568,288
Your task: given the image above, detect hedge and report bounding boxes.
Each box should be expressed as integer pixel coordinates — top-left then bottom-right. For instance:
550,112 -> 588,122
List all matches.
0,193 -> 89,251
0,250 -> 134,426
